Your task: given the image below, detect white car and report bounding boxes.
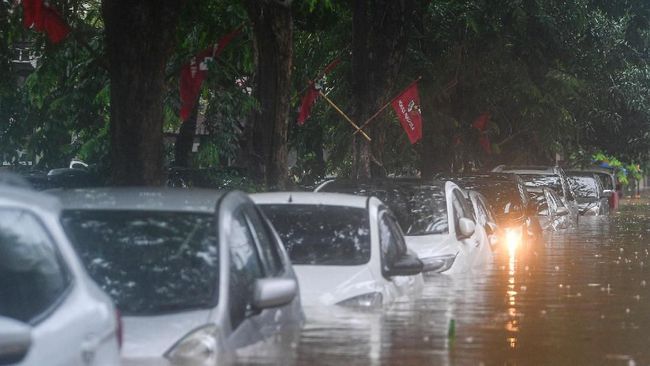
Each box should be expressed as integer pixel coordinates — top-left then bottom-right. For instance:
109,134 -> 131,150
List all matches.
400,181 -> 493,274
0,184 -> 121,366
54,188 -> 304,365
252,192 -> 425,307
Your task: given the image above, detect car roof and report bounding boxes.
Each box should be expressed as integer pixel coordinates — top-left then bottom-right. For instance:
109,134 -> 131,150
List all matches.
251,191 -> 371,209
565,170 -> 598,177
319,177 -> 447,190
497,165 -> 556,172
0,185 -> 61,213
51,187 -> 226,213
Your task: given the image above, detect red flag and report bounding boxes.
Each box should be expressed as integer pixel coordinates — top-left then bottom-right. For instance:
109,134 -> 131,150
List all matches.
297,84 -> 319,125
179,27 -> 241,121
22,0 -> 69,44
472,112 -> 491,154
472,112 -> 490,131
296,58 -> 340,125
42,6 -> 70,44
391,81 -> 423,144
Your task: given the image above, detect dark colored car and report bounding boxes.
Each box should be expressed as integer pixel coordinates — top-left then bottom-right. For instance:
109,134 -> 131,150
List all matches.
436,173 -> 544,249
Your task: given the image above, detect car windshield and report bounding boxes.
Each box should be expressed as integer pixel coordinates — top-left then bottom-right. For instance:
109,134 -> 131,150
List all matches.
519,174 -> 565,198
454,180 -> 524,218
401,185 -> 448,235
260,204 -> 371,266
61,210 -> 219,315
319,182 -> 449,235
568,176 -> 599,198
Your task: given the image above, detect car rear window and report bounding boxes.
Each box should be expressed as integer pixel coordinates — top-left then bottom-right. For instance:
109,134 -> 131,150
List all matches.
519,174 -> 564,197
260,204 -> 371,266
61,210 -> 219,315
568,176 -> 598,198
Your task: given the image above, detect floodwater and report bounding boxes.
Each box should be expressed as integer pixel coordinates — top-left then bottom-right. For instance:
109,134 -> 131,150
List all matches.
238,197 -> 650,366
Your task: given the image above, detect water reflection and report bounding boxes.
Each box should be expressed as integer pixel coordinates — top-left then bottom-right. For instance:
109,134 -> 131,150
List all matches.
235,198 -> 650,365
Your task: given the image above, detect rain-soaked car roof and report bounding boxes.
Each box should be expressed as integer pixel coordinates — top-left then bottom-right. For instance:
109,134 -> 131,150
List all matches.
51,187 -> 226,213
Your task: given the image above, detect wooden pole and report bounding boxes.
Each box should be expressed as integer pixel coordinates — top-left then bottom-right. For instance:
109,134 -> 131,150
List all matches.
319,91 -> 372,141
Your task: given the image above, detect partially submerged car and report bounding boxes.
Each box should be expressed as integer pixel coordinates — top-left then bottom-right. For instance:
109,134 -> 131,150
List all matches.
566,171 -> 610,216
441,173 -> 544,252
492,165 -> 580,225
527,187 -> 571,231
315,179 -> 493,274
253,192 -> 424,307
54,188 -> 303,365
0,184 -> 121,366
465,190 -> 500,249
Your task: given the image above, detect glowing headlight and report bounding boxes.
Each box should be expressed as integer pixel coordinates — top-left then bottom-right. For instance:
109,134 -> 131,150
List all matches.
165,325 -> 219,365
504,226 -> 522,253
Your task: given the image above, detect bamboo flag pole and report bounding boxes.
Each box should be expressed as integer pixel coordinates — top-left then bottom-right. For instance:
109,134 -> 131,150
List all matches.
319,91 -> 372,141
353,76 -> 423,135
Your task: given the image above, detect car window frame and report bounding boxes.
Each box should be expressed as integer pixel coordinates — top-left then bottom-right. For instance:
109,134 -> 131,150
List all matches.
377,209 -> 407,278
0,208 -> 73,325
242,204 -> 284,277
227,207 -> 266,330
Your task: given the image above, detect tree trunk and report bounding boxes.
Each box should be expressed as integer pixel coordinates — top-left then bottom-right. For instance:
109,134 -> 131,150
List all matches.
174,105 -> 198,168
244,0 -> 293,189
102,0 -> 182,186
351,0 -> 413,179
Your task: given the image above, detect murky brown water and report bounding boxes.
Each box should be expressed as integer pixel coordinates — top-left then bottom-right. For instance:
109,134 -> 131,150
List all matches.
238,198 -> 650,366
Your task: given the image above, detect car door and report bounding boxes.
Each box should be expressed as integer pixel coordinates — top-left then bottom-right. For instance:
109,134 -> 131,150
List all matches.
225,208 -> 268,349
450,188 -> 488,268
0,208 -> 103,366
377,210 -> 421,300
240,205 -> 302,339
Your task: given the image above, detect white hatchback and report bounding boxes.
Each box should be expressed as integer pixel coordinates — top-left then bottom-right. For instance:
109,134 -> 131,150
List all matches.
253,192 -> 425,307
0,185 -> 121,366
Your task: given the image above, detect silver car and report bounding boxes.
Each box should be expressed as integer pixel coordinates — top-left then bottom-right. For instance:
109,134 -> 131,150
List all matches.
53,188 -> 304,365
0,184 -> 121,366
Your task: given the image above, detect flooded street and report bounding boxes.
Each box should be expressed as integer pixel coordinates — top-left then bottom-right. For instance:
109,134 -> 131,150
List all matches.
238,197 -> 650,365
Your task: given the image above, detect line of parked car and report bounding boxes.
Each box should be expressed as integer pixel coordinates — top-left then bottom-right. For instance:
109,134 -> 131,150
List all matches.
0,164 -> 617,365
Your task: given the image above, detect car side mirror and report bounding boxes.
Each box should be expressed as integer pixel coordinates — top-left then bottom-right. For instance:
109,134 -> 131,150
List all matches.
602,189 -> 614,196
0,317 -> 31,365
253,278 -> 297,310
457,217 -> 476,239
557,207 -> 569,216
386,253 -> 423,277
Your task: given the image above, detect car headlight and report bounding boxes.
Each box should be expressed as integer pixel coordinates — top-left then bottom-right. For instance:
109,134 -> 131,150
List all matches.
165,325 -> 219,365
504,226 -> 522,253
336,292 -> 383,308
419,253 -> 457,273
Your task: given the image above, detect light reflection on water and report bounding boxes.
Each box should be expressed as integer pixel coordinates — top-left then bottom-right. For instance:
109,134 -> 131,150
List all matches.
237,198 -> 650,365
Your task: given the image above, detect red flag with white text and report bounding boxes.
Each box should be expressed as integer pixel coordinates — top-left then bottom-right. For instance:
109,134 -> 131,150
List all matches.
391,81 -> 423,144
296,58 -> 340,125
179,27 -> 241,121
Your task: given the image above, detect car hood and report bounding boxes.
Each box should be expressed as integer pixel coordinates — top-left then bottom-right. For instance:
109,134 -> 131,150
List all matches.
293,265 -> 377,306
122,309 -> 212,360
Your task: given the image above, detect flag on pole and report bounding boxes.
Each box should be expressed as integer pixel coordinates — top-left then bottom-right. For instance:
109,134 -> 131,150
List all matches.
391,81 -> 423,144
472,112 -> 491,154
22,0 -> 70,44
297,58 -> 340,125
179,27 -> 241,122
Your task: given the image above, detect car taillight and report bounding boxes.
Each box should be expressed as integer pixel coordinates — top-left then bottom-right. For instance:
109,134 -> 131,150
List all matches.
116,309 -> 123,349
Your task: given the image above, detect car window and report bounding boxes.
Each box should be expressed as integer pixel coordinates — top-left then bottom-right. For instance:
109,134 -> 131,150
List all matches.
378,212 -> 407,275
260,204 -> 371,266
61,210 -> 219,315
452,189 -> 473,222
568,176 -> 599,198
0,209 -> 70,324
244,205 -> 283,276
229,210 -> 264,330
